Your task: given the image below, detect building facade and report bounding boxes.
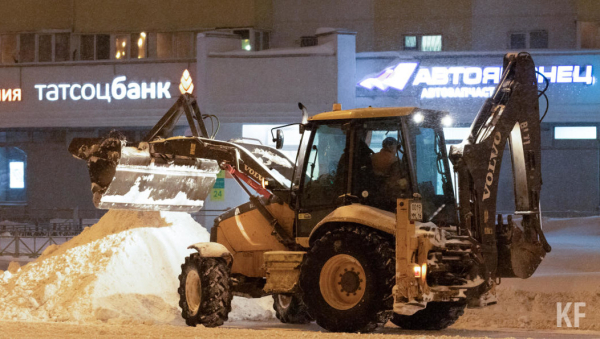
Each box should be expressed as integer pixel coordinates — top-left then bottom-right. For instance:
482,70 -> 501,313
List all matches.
0,1 -> 599,224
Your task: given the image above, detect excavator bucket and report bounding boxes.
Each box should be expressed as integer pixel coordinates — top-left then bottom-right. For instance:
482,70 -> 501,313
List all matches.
69,136 -> 220,212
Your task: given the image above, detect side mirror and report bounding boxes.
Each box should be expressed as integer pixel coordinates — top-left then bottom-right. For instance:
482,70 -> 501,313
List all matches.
273,129 -> 284,149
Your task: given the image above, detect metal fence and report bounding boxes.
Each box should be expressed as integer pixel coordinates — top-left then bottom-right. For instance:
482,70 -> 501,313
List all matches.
0,209 -> 229,258
0,220 -> 93,257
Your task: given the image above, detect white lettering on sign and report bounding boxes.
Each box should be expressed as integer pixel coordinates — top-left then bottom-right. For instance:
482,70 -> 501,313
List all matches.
358,62 -> 595,99
0,88 -> 21,102
34,76 -> 172,102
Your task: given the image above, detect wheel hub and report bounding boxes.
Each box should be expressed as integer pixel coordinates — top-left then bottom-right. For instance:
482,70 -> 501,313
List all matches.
340,269 -> 361,293
185,270 -> 201,316
319,254 -> 366,310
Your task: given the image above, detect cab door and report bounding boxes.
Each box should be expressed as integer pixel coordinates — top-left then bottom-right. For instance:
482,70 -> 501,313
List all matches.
295,123 -> 349,237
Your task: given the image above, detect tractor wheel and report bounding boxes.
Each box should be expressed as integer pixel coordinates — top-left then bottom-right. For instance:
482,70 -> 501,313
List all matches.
273,293 -> 312,324
178,254 -> 232,327
390,302 -> 466,330
299,225 -> 395,333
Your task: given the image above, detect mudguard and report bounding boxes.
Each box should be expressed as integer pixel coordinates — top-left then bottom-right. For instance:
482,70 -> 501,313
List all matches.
308,204 -> 396,244
188,242 -> 233,265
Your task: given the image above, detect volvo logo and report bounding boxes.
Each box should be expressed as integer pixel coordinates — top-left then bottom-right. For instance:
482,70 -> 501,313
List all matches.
482,131 -> 502,201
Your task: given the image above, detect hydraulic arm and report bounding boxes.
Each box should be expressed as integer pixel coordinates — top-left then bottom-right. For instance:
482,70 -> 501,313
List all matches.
450,52 -> 551,279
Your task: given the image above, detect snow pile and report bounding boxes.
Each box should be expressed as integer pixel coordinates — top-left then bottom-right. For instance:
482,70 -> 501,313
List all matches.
0,210 -> 274,324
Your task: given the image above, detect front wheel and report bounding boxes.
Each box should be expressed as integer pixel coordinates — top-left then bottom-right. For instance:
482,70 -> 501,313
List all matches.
178,254 -> 232,327
273,293 -> 312,324
390,302 -> 466,330
299,225 -> 395,333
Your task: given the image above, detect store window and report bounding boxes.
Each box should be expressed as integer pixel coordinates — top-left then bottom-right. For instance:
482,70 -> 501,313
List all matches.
554,126 -> 597,140
403,34 -> 442,51
242,124 -> 302,161
0,147 -> 27,204
1,34 -> 18,64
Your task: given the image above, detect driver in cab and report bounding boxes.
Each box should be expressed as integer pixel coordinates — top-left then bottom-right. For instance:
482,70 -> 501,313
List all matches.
371,137 -> 409,210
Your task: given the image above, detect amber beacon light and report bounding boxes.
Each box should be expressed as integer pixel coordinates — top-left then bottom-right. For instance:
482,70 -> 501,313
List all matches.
179,69 -> 194,95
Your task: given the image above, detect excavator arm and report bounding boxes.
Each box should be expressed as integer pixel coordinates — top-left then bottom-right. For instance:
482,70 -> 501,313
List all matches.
450,52 -> 551,279
69,94 -> 294,212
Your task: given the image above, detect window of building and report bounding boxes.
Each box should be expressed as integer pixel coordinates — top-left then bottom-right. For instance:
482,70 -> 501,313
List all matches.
96,34 -> 110,59
510,30 -> 548,49
9,162 -> 24,189
404,36 -> 417,50
131,32 -> 147,59
175,32 -> 193,58
80,35 -> 95,60
421,35 -> 442,51
510,33 -> 527,49
19,33 -> 35,63
262,32 -> 270,50
0,147 -> 27,204
579,22 -> 600,49
155,32 -> 193,58
157,33 -> 173,58
554,126 -> 597,140
234,29 -> 251,51
35,33 -> 71,62
38,34 -> 53,62
79,34 -> 110,61
115,35 -> 128,59
403,34 -> 442,51
530,30 -> 549,49
1,34 -> 18,64
55,33 -> 70,61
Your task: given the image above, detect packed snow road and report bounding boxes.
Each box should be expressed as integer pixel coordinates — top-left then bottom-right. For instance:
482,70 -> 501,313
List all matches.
0,320 -> 598,338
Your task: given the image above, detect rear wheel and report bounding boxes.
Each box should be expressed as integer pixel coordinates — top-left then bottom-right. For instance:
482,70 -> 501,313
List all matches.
299,225 -> 395,333
178,254 -> 232,327
273,294 -> 312,324
390,302 -> 466,330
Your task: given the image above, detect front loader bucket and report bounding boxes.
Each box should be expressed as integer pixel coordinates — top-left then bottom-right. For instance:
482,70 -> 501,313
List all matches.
69,137 -> 220,212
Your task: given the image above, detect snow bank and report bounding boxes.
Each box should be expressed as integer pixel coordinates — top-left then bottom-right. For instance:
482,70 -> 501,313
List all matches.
0,210 -> 274,324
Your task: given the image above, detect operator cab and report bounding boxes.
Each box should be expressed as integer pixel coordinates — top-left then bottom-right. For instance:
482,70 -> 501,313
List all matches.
292,107 -> 457,237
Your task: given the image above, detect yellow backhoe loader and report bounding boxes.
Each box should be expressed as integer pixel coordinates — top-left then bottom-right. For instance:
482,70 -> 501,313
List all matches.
69,52 -> 551,332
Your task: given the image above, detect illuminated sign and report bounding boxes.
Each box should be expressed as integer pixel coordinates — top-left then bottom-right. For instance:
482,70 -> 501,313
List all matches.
179,69 -> 194,94
358,62 -> 594,99
34,76 -> 172,102
0,88 -> 22,102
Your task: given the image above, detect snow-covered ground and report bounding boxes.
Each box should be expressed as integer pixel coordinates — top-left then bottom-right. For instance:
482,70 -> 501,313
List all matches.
455,216 -> 600,331
0,212 -> 598,334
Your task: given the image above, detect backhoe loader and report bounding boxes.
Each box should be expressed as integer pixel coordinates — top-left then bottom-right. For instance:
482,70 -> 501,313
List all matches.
69,52 -> 551,333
